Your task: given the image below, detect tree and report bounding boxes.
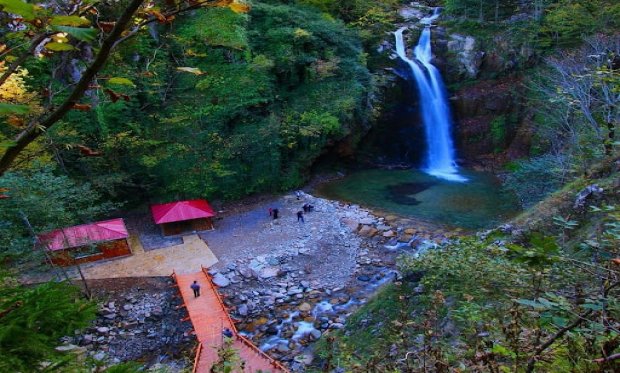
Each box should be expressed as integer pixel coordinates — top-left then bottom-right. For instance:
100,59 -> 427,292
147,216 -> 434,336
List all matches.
0,0 -> 250,175
0,277 -> 97,372
544,34 -> 619,156
0,165 -> 116,261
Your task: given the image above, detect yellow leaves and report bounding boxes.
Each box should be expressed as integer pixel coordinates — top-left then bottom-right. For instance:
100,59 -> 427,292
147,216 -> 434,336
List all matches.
108,77 -> 136,87
0,63 -> 41,120
293,28 -> 312,39
176,67 -> 205,75
147,9 -> 167,24
229,1 -> 251,14
44,42 -> 76,51
6,115 -> 24,127
209,0 -> 250,13
186,49 -> 207,58
0,63 -> 35,104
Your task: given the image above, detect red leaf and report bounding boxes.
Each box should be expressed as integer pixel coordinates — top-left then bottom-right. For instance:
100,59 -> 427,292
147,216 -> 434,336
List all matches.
71,103 -> 91,111
104,88 -> 121,103
76,144 -> 102,157
98,21 -> 115,32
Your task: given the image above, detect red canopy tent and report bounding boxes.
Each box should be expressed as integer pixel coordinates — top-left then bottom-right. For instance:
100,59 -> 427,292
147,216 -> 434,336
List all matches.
150,199 -> 216,236
38,218 -> 131,266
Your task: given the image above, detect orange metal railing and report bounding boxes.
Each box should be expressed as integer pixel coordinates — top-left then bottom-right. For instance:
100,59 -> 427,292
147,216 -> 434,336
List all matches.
200,266 -> 290,372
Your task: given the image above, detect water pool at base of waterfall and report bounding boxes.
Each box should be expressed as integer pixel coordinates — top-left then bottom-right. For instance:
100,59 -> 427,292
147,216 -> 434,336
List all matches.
315,169 -> 521,230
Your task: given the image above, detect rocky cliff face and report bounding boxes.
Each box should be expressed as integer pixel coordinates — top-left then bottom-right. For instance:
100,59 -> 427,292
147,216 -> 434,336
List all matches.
433,24 -> 537,168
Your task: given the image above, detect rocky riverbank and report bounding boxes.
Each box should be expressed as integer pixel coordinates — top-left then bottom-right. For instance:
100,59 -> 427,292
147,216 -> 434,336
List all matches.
59,277 -> 194,371
204,191 -> 456,370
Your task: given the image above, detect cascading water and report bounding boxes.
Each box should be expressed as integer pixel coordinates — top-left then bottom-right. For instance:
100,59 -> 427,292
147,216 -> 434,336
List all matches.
395,8 -> 467,182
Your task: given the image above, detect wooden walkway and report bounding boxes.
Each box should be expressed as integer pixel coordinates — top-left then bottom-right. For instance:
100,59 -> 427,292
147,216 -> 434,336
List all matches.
173,267 -> 288,373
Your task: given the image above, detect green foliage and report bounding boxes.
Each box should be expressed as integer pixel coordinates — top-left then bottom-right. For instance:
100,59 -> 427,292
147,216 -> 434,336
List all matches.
445,0 -> 522,21
0,166 -> 117,260
504,155 -> 566,207
542,0 -> 620,47
176,6 -> 249,50
103,361 -> 144,373
490,115 -> 506,153
53,2 -> 371,201
0,278 -> 97,372
211,337 -> 245,373
297,0 -> 399,45
323,201 -> 620,371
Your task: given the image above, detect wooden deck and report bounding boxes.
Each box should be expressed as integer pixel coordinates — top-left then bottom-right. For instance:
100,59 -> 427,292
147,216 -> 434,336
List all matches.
173,268 -> 288,373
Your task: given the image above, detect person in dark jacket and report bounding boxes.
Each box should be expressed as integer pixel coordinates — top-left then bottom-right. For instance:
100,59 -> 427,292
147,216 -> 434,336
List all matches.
297,210 -> 304,223
272,208 -> 279,219
190,281 -> 200,297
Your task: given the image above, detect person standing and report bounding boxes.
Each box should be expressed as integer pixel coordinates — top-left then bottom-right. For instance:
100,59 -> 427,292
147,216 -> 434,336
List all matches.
297,210 -> 304,223
190,280 -> 200,298
273,208 -> 279,219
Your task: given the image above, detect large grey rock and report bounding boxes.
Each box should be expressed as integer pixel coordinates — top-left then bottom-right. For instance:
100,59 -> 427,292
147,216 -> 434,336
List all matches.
309,328 -> 322,340
212,273 -> 230,287
447,34 -> 484,78
237,303 -> 248,317
259,266 -> 279,279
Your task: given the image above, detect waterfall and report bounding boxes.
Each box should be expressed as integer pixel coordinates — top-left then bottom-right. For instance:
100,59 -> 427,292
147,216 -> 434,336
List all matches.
394,9 -> 467,182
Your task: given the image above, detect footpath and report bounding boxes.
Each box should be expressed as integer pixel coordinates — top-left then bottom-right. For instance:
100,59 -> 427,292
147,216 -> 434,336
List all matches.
173,268 -> 288,373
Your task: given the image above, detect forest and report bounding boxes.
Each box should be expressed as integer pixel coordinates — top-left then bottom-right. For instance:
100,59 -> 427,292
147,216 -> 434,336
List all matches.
0,0 -> 619,372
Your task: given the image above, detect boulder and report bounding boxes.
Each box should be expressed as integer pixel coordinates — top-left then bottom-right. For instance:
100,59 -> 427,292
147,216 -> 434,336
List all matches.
237,303 -> 249,317
238,266 -> 254,279
309,328 -> 322,340
341,218 -> 360,232
358,225 -> 378,237
383,230 -> 397,238
212,273 -> 230,287
447,34 -> 484,79
259,266 -> 279,279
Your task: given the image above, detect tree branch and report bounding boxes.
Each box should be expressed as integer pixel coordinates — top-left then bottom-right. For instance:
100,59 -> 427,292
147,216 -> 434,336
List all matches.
594,353 -> 620,363
0,0 -> 146,175
0,33 -> 52,88
525,309 -> 593,373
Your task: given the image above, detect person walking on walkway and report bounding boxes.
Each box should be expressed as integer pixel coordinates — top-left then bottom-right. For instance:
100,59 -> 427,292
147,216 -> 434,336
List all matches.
190,280 -> 200,298
297,210 -> 304,223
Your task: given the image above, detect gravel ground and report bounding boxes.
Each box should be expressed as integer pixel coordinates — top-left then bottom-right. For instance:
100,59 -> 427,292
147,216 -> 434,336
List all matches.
200,193 -> 363,288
